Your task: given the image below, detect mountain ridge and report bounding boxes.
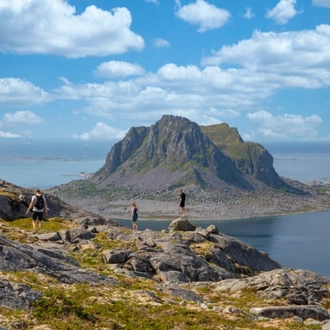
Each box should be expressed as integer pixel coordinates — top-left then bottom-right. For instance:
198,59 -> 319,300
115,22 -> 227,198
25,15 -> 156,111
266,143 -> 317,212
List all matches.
91,115 -> 299,194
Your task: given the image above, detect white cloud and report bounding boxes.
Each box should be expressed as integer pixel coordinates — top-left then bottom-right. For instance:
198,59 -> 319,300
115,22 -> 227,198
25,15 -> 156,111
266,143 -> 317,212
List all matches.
313,0 -> 330,7
247,110 -> 322,140
244,7 -> 255,19
52,25 -> 330,135
0,0 -> 144,58
153,38 -> 170,48
73,122 -> 127,140
175,0 -> 230,33
201,25 -> 330,88
266,0 -> 299,24
144,0 -> 159,4
0,131 -> 21,138
94,61 -> 145,78
2,111 -> 45,127
0,78 -> 51,106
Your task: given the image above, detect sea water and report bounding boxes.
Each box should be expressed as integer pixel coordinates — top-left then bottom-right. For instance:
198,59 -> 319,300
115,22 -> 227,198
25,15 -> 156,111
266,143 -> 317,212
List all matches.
1,139 -> 328,188
0,138 -> 112,189
1,139 -> 329,276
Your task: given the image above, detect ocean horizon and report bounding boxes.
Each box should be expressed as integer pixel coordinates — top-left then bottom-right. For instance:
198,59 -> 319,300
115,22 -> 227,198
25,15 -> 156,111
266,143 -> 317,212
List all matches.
1,138 -> 329,189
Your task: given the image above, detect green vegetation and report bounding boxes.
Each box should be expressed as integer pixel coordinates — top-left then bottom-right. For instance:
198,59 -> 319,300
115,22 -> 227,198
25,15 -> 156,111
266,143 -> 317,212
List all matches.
3,217 -> 73,232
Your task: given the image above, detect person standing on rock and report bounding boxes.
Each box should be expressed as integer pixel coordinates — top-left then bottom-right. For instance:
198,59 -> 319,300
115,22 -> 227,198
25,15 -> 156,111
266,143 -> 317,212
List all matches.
26,189 -> 48,234
130,202 -> 139,231
179,189 -> 186,218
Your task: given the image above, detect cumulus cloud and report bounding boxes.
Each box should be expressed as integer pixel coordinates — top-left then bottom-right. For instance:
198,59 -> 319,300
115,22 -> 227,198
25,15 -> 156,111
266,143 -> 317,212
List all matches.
2,111 -> 45,127
201,25 -> 330,88
244,7 -> 255,19
0,0 -> 144,58
312,0 -> 330,7
175,0 -> 230,32
94,61 -> 145,78
0,131 -> 21,138
52,25 -> 330,137
0,78 -> 51,106
73,122 -> 127,140
266,0 -> 299,24
247,110 -> 322,140
153,38 -> 170,48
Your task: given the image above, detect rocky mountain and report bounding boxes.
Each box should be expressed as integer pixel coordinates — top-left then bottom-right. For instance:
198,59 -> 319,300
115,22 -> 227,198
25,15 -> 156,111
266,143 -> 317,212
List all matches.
92,115 -> 297,194
200,123 -> 287,188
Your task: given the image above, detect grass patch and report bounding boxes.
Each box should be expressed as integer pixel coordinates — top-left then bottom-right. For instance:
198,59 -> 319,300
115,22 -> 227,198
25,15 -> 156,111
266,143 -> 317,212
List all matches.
3,217 -> 73,232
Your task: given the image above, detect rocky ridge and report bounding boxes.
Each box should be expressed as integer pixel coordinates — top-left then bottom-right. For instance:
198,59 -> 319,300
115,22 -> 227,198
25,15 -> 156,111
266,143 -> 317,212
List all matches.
1,182 -> 330,329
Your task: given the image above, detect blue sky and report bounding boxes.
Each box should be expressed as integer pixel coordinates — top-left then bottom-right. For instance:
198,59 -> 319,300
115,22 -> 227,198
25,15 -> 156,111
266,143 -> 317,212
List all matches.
0,0 -> 330,143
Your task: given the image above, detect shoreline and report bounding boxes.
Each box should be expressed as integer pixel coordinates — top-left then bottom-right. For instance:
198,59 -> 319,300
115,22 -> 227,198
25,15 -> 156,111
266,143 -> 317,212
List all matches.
112,207 -> 330,222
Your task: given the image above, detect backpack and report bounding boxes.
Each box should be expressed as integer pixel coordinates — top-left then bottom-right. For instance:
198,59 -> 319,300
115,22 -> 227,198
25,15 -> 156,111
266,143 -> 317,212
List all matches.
34,195 -> 44,210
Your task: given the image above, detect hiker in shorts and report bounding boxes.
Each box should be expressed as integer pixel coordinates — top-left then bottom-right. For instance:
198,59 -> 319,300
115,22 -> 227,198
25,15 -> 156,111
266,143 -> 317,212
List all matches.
130,202 -> 139,231
179,189 -> 186,218
26,189 -> 48,234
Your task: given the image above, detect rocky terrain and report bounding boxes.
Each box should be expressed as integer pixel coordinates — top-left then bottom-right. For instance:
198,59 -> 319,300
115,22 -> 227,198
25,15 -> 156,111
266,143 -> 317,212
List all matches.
46,177 -> 330,221
1,180 -> 330,329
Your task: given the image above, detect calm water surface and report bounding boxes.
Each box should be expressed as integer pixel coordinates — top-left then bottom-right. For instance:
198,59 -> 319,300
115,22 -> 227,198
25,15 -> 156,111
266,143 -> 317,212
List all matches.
115,210 -> 330,278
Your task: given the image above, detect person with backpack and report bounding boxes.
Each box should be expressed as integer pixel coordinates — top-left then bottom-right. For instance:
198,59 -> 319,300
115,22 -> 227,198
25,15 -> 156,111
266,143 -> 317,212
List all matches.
26,189 -> 48,233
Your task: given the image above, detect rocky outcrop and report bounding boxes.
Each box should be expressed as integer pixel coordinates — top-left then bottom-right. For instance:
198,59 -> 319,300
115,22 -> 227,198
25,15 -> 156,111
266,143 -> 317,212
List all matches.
91,115 -> 291,192
201,123 -> 301,190
0,235 -> 117,285
1,211 -> 330,327
0,278 -> 41,310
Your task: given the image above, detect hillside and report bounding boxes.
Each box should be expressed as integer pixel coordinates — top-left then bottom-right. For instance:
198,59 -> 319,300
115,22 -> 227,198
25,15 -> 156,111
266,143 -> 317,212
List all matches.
46,115 -> 330,220
1,183 -> 330,329
91,115 -> 295,193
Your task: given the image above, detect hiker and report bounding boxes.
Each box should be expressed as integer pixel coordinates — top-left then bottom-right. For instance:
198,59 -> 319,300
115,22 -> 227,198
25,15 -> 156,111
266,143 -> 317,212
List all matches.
130,202 -> 139,231
26,189 -> 48,233
179,189 -> 186,218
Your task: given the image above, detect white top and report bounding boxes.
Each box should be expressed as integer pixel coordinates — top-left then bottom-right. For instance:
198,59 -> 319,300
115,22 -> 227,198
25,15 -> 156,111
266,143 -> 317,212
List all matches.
31,194 -> 46,212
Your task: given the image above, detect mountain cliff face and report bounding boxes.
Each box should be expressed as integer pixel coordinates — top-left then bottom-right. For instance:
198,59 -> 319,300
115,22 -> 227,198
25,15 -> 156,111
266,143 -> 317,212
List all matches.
92,115 -> 293,194
200,123 -> 286,188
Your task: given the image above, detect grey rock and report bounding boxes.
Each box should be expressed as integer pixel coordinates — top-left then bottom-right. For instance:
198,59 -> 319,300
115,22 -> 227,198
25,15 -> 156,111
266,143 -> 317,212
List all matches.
206,224 -> 219,234
194,227 -> 211,239
250,305 -> 330,321
103,249 -> 131,264
215,269 -> 330,305
0,235 -> 117,285
323,321 -> 330,329
168,218 -> 197,232
164,286 -> 202,302
0,279 -> 42,310
67,228 -> 96,242
209,232 -> 282,272
157,270 -> 191,284
37,232 -> 61,241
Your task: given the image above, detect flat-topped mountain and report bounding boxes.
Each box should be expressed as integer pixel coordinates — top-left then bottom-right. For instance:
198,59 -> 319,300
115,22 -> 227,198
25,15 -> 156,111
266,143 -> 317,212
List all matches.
46,115 -> 330,220
91,115 -> 296,194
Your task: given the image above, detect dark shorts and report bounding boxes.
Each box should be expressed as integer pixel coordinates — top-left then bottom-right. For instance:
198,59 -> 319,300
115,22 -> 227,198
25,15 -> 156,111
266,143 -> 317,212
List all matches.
32,211 -> 43,221
180,202 -> 185,208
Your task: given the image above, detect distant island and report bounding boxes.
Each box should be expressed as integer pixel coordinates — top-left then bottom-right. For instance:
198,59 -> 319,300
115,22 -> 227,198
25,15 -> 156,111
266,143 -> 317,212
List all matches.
46,115 -> 330,220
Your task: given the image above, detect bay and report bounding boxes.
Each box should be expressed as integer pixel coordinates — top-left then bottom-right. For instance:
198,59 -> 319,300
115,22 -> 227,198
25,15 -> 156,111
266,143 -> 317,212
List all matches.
115,210 -> 330,278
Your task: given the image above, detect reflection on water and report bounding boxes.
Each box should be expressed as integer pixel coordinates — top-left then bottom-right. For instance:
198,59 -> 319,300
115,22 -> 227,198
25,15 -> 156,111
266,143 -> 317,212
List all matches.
115,210 -> 330,278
